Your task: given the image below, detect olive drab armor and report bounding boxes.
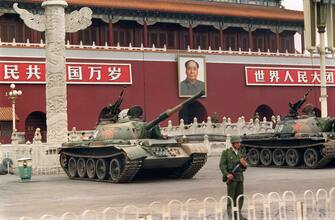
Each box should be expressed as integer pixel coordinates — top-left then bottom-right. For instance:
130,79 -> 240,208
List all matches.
58,90 -> 208,183
241,91 -> 335,169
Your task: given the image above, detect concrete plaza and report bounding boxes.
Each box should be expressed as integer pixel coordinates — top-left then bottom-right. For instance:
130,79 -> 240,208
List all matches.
1,156 -> 335,219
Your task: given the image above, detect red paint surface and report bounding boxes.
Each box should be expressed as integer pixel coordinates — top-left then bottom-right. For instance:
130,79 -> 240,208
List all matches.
1,58 -> 334,142
0,62 -> 132,84
245,66 -> 335,86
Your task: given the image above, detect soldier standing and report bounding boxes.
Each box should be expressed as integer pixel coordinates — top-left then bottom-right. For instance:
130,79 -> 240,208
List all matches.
220,136 -> 248,220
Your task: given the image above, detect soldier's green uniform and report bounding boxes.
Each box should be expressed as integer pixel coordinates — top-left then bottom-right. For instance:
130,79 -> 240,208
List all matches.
219,136 -> 246,218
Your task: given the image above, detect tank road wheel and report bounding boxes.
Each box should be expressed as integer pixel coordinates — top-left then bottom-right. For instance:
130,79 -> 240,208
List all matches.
285,149 -> 301,167
304,148 -> 319,168
273,149 -> 285,166
260,149 -> 272,166
247,148 -> 260,165
77,158 -> 87,178
68,157 -> 78,178
59,153 -> 68,169
86,158 -> 96,179
109,158 -> 123,183
96,159 -> 109,180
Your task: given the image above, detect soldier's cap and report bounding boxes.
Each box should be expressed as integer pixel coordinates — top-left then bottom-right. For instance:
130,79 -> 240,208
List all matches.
230,135 -> 241,144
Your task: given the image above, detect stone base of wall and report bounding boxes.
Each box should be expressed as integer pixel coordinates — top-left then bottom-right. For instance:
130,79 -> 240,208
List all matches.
0,143 -> 62,175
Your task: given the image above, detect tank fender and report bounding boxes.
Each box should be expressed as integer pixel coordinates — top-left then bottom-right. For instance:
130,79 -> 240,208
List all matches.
120,146 -> 147,160
181,143 -> 208,155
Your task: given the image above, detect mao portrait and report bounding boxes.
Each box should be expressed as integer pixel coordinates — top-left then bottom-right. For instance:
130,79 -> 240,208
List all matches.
178,56 -> 206,97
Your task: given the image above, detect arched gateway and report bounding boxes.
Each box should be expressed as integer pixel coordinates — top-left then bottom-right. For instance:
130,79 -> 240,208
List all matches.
178,101 -> 207,124
255,104 -> 274,121
25,111 -> 47,143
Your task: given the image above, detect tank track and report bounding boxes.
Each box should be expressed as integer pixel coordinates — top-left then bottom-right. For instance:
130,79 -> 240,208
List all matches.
60,153 -> 143,183
60,153 -> 208,182
322,141 -> 335,157
174,153 -> 207,179
242,141 -> 335,169
115,159 -> 142,183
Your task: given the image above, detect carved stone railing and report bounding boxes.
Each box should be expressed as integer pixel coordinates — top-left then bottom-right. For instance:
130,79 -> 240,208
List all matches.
64,116 -> 277,143
160,116 -> 277,138
0,143 -> 62,175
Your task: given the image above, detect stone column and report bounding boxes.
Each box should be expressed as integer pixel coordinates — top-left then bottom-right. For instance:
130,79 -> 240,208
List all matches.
43,1 -> 68,144
14,0 -> 92,144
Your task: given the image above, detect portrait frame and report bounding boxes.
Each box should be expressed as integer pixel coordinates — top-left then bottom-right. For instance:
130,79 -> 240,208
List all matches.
177,55 -> 207,98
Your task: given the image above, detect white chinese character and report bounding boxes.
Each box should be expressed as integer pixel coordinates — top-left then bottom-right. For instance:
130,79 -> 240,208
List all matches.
88,67 -> 102,80
269,70 -> 279,82
68,66 -> 82,80
284,71 -> 294,82
26,65 -> 41,80
311,71 -> 320,83
4,65 -> 19,80
254,70 -> 265,82
326,72 -> 334,83
297,71 -> 308,83
108,67 -> 122,81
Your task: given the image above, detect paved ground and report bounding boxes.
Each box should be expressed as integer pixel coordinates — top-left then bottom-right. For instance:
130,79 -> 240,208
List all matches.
1,156 -> 335,219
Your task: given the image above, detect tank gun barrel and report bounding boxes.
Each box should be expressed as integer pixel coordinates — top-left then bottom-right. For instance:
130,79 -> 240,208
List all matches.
145,90 -> 205,130
303,89 -> 310,99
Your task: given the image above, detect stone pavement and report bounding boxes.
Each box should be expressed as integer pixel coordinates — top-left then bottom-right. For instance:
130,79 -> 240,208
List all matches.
1,156 -> 335,219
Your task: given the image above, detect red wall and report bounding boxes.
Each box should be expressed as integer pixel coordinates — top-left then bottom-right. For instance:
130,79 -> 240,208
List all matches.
1,58 -> 334,135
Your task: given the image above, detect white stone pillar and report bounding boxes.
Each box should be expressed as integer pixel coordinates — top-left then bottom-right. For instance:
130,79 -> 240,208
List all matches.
42,0 -> 68,144
14,1 -> 92,144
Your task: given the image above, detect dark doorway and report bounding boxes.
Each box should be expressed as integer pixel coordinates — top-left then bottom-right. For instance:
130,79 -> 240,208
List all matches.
178,101 -> 207,124
25,111 -> 47,143
254,105 -> 274,121
0,122 -> 12,144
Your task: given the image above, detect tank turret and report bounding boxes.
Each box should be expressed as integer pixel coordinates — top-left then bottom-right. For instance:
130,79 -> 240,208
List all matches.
241,91 -> 335,169
92,90 -> 205,141
275,116 -> 335,135
275,89 -> 335,135
58,90 -> 208,183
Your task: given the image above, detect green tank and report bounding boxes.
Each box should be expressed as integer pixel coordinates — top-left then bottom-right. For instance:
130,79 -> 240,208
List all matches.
241,91 -> 335,168
58,90 -> 207,183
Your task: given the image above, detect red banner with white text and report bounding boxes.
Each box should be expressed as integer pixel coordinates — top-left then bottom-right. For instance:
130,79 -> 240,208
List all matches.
245,66 -> 335,86
0,61 -> 132,84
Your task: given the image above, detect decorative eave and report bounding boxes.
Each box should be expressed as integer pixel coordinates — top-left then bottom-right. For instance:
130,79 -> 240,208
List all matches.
0,107 -> 19,121
13,0 -> 303,22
